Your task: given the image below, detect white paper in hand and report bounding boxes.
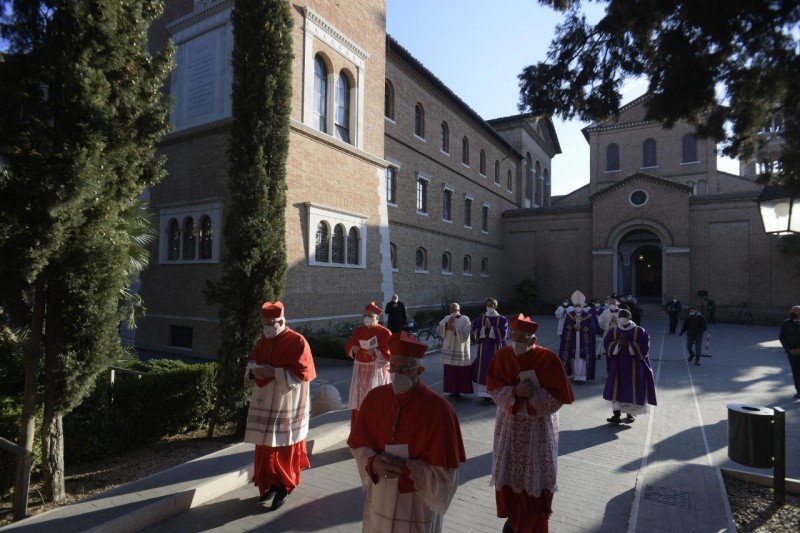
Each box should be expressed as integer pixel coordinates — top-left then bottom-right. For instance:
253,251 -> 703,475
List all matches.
359,336 -> 378,350
384,443 -> 409,460
519,369 -> 539,387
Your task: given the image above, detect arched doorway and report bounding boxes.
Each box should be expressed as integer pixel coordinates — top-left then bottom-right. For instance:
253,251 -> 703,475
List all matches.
615,229 -> 662,301
632,245 -> 662,298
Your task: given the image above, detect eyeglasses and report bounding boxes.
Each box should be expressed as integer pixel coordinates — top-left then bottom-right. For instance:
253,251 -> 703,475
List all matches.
388,363 -> 418,373
509,333 -> 534,343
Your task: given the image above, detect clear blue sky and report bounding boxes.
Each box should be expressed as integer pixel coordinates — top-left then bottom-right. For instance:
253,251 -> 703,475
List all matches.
386,0 -> 737,196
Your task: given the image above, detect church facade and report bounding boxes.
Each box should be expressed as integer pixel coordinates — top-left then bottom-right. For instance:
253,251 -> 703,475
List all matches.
134,0 -> 798,359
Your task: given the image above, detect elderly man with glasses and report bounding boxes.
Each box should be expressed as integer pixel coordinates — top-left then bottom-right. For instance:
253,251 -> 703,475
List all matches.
348,332 -> 466,532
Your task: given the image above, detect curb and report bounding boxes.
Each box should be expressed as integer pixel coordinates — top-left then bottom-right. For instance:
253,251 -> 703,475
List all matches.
0,409 -> 352,533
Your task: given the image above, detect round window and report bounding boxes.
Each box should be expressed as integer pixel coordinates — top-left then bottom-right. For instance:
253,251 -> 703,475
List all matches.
630,190 -> 648,206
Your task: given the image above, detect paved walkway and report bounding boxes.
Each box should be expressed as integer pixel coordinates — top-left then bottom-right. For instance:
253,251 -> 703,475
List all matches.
2,310 -> 798,532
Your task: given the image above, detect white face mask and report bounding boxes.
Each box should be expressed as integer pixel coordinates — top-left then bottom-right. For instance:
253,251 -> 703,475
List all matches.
391,373 -> 414,394
610,305 -> 617,311
689,311 -> 696,316
619,317 -> 631,326
574,306 -> 583,314
363,316 -> 376,327
595,303 -> 601,308
263,324 -> 279,338
486,306 -> 494,312
512,341 -> 530,355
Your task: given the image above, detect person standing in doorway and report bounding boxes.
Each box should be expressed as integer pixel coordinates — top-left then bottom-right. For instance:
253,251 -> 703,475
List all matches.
472,298 -> 508,405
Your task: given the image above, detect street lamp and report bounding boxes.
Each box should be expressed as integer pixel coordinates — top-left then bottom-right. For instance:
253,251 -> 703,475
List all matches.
757,185 -> 800,235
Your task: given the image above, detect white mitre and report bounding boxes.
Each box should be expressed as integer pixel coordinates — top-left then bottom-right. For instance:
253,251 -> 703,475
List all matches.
571,290 -> 586,306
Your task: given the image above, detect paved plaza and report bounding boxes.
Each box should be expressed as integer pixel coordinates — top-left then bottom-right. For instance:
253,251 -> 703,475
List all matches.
2,309 -> 798,532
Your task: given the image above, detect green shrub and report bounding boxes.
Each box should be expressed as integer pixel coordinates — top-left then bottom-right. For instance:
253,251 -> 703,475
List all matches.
64,361 -> 217,463
296,327 -> 350,361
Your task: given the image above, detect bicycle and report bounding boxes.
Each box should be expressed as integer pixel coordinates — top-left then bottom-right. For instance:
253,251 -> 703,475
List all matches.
416,319 -> 442,346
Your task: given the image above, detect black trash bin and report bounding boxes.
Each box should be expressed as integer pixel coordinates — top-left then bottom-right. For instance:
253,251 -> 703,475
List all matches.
727,404 -> 774,468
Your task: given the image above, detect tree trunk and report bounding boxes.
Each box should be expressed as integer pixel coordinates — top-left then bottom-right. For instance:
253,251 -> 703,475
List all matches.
40,411 -> 65,502
15,279 -> 46,517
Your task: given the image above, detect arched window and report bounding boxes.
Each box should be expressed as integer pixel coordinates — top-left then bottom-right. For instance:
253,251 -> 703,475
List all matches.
315,221 -> 329,262
643,138 -> 657,167
606,143 -> 620,171
463,255 -> 471,274
481,205 -> 489,233
167,219 -> 180,261
479,150 -> 486,176
481,257 -> 489,275
507,169 -> 513,191
462,137 -> 470,165
332,224 -> 345,263
535,160 -> 542,206
182,217 -> 196,260
415,247 -> 427,270
524,154 -> 533,207
335,72 -> 350,143
199,215 -> 213,259
494,160 -> 500,184
384,80 -> 394,119
682,134 -> 697,163
441,252 -> 451,273
346,227 -> 360,265
543,169 -> 551,207
390,242 -> 397,269
313,55 -> 328,133
414,103 -> 425,138
696,179 -> 708,195
440,122 -> 449,153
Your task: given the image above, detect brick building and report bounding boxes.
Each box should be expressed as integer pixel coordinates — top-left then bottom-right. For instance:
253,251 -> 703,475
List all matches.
133,0 -> 798,359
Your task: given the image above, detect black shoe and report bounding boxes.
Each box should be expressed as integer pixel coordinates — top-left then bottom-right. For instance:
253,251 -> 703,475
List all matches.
258,485 -> 277,503
482,397 -> 493,405
624,414 -> 636,423
448,392 -> 461,400
694,362 -> 701,366
607,410 -> 621,424
270,485 -> 288,511
502,519 -> 515,533
794,393 -> 800,399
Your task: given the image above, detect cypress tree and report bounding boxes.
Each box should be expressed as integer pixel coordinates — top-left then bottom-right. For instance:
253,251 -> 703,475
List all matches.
0,0 -> 172,502
205,0 -> 293,435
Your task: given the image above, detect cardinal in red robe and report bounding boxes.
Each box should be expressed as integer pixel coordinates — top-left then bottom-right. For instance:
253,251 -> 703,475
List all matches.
348,332 -> 466,532
488,314 -> 574,533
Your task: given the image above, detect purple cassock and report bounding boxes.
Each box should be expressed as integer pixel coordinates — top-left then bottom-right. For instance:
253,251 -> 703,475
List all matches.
559,310 -> 597,380
602,324 -> 657,409
470,313 -> 508,397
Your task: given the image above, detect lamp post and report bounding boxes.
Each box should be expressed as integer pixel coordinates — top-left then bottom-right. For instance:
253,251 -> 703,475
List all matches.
757,185 -> 800,235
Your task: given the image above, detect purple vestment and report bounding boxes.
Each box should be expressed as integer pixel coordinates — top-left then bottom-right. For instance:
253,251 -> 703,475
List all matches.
559,311 -> 597,380
470,313 -> 508,395
602,324 -> 657,408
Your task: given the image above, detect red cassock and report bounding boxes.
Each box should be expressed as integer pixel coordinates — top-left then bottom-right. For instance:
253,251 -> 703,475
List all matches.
487,346 -> 574,533
348,382 -> 466,483
348,382 -> 467,530
246,328 -> 316,496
